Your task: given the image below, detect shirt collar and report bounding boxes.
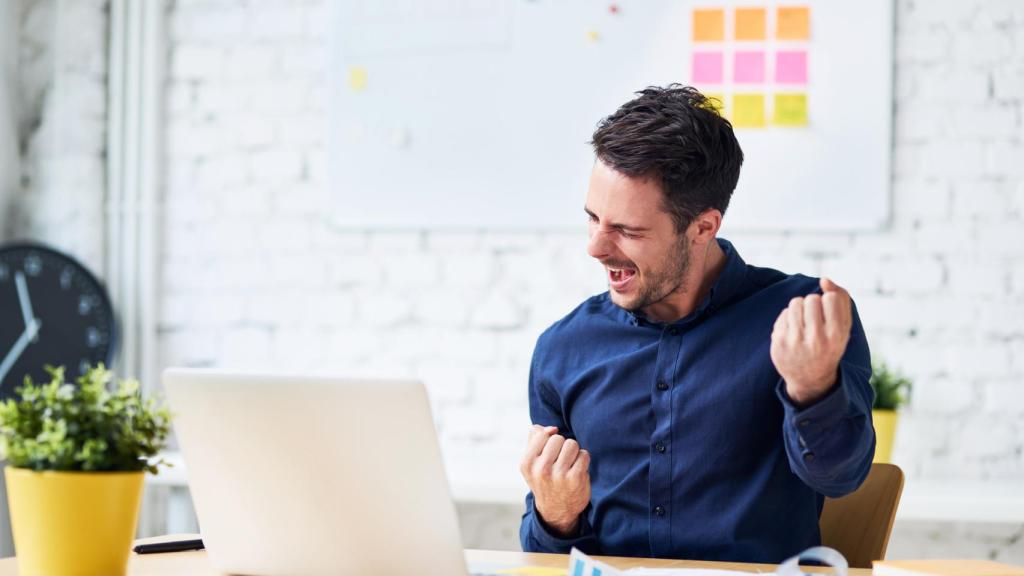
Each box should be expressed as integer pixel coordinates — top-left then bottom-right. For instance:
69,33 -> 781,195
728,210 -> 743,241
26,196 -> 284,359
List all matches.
613,237 -> 747,328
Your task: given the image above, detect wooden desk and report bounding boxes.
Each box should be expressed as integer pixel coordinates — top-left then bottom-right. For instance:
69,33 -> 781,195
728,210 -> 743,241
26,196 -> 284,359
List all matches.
0,548 -> 870,575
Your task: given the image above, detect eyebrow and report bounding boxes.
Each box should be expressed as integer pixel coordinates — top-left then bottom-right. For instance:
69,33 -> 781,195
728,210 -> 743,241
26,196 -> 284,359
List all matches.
584,207 -> 651,232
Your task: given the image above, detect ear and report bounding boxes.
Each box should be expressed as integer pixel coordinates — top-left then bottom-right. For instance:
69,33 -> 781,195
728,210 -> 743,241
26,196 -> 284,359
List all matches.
687,209 -> 723,245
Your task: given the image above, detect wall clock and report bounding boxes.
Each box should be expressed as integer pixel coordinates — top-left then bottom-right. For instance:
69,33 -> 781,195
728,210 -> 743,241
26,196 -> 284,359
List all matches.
0,243 -> 116,397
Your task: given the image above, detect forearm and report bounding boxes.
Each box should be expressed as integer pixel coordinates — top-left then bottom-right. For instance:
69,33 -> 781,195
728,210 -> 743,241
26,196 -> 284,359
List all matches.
520,493 -> 597,553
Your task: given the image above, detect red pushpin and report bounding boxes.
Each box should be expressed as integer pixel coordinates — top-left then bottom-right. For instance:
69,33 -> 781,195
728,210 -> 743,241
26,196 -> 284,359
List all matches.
609,4 -> 619,14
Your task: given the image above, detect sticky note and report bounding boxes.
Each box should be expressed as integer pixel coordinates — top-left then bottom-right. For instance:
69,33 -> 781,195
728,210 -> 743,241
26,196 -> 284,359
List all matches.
705,93 -> 725,114
732,94 -> 766,128
692,8 -> 724,42
776,6 -> 810,40
692,51 -> 724,84
775,51 -> 808,84
586,28 -> 600,42
733,51 -> 765,83
773,93 -> 808,126
495,567 -> 568,576
734,7 -> 766,40
348,67 -> 367,91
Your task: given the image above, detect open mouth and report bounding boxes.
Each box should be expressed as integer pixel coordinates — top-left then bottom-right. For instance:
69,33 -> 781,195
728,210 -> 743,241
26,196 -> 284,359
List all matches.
607,267 -> 637,290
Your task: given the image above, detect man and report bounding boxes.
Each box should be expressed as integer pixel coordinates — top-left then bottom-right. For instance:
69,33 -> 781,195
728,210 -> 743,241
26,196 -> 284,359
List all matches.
519,85 -> 874,563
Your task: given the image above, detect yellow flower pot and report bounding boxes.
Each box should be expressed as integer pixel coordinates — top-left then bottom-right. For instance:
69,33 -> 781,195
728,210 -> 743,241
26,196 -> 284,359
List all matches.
872,409 -> 898,464
5,467 -> 144,576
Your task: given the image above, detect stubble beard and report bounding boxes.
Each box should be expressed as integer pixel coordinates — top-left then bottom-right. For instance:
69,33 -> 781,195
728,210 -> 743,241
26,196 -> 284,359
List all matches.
612,237 -> 692,314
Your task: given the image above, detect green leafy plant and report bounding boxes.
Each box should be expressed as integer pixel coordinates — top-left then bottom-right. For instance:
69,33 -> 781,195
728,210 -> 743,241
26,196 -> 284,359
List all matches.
869,362 -> 912,411
0,364 -> 171,473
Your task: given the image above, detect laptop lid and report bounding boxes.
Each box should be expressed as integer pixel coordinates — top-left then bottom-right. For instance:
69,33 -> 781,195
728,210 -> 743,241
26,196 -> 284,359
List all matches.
163,368 -> 469,576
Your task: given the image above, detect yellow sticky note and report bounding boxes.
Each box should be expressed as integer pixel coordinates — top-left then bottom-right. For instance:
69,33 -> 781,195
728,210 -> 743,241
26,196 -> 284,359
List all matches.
732,93 -> 766,128
734,7 -> 766,41
348,67 -> 367,91
773,93 -> 808,126
495,567 -> 567,576
692,8 -> 724,42
776,6 -> 810,40
705,93 -> 726,115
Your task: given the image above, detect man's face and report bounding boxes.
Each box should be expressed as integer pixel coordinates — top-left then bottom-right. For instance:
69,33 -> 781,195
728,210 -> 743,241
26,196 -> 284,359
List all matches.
585,161 -> 692,314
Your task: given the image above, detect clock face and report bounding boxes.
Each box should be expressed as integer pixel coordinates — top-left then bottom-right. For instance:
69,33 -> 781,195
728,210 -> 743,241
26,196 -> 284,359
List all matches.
0,244 -> 117,399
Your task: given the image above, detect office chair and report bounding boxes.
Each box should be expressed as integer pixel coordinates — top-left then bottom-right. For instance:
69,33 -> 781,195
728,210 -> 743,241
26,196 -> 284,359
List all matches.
819,463 -> 905,569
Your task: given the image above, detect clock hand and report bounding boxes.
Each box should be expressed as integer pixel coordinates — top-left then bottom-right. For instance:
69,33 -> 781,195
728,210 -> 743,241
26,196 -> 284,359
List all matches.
0,319 -> 41,388
14,272 -> 35,330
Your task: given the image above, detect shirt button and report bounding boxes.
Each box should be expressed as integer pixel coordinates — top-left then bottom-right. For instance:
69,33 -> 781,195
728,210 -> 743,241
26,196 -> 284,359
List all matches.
668,328 -> 679,335
656,380 -> 669,391
655,442 -> 666,453
799,419 -> 811,427
803,452 -> 815,463
654,506 -> 666,516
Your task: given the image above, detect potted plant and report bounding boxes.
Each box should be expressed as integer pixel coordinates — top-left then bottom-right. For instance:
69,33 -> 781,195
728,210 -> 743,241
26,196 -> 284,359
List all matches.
869,361 -> 912,464
0,365 -> 170,576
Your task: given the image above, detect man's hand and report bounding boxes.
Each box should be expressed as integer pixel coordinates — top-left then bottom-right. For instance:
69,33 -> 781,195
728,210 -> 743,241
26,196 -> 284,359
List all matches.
770,278 -> 853,407
520,424 -> 591,537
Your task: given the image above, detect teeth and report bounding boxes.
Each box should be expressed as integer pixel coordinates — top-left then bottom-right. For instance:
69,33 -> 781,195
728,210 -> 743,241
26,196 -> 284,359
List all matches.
608,266 -> 635,283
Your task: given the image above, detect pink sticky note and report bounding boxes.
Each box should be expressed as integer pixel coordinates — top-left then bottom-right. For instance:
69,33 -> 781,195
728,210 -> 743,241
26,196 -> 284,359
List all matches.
734,51 -> 765,83
692,51 -> 724,84
775,51 -> 808,84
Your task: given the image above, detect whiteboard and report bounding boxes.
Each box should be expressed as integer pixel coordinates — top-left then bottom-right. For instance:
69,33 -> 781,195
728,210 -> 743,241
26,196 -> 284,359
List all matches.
328,0 -> 893,231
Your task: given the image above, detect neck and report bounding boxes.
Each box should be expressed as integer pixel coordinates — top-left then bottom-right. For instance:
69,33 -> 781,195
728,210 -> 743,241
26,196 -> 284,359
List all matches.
642,239 -> 728,324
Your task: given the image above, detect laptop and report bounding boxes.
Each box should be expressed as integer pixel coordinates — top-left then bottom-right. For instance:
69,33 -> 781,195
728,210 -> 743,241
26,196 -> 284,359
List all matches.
163,369 -> 470,576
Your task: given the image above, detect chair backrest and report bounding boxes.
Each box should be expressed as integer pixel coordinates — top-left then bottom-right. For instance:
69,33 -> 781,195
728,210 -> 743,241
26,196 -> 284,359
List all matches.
819,463 -> 905,569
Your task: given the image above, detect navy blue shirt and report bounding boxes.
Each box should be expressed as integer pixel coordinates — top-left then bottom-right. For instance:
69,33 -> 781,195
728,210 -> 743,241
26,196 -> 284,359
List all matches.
520,238 -> 874,563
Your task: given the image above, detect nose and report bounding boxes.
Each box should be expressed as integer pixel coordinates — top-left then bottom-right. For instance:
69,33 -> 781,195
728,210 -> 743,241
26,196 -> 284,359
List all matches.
587,227 -> 611,260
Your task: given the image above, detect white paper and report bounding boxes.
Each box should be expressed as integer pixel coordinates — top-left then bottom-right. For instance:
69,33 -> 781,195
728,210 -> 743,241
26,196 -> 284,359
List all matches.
626,565 -> 770,569
568,545 -> 847,576
568,549 -> 774,576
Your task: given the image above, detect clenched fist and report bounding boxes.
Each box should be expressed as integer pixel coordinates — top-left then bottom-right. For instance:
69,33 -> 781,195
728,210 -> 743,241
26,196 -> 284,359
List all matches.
520,425 -> 591,537
770,278 -> 853,407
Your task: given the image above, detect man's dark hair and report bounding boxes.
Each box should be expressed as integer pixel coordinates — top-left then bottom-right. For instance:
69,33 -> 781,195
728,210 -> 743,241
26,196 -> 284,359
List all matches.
590,85 -> 744,232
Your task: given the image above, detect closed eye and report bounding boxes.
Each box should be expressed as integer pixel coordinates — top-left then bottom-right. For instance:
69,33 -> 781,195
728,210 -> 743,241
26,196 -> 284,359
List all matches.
584,207 -> 647,237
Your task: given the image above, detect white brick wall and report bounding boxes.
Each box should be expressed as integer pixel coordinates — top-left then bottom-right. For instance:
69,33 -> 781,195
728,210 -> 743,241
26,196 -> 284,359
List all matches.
0,2 -> 16,235
10,0 -> 1024,559
7,0 -> 107,272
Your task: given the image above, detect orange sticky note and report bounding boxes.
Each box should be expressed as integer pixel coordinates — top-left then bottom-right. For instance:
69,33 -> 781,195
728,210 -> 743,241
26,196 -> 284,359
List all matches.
773,93 -> 808,126
692,8 -> 725,42
734,8 -> 766,41
732,94 -> 766,128
776,6 -> 810,40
